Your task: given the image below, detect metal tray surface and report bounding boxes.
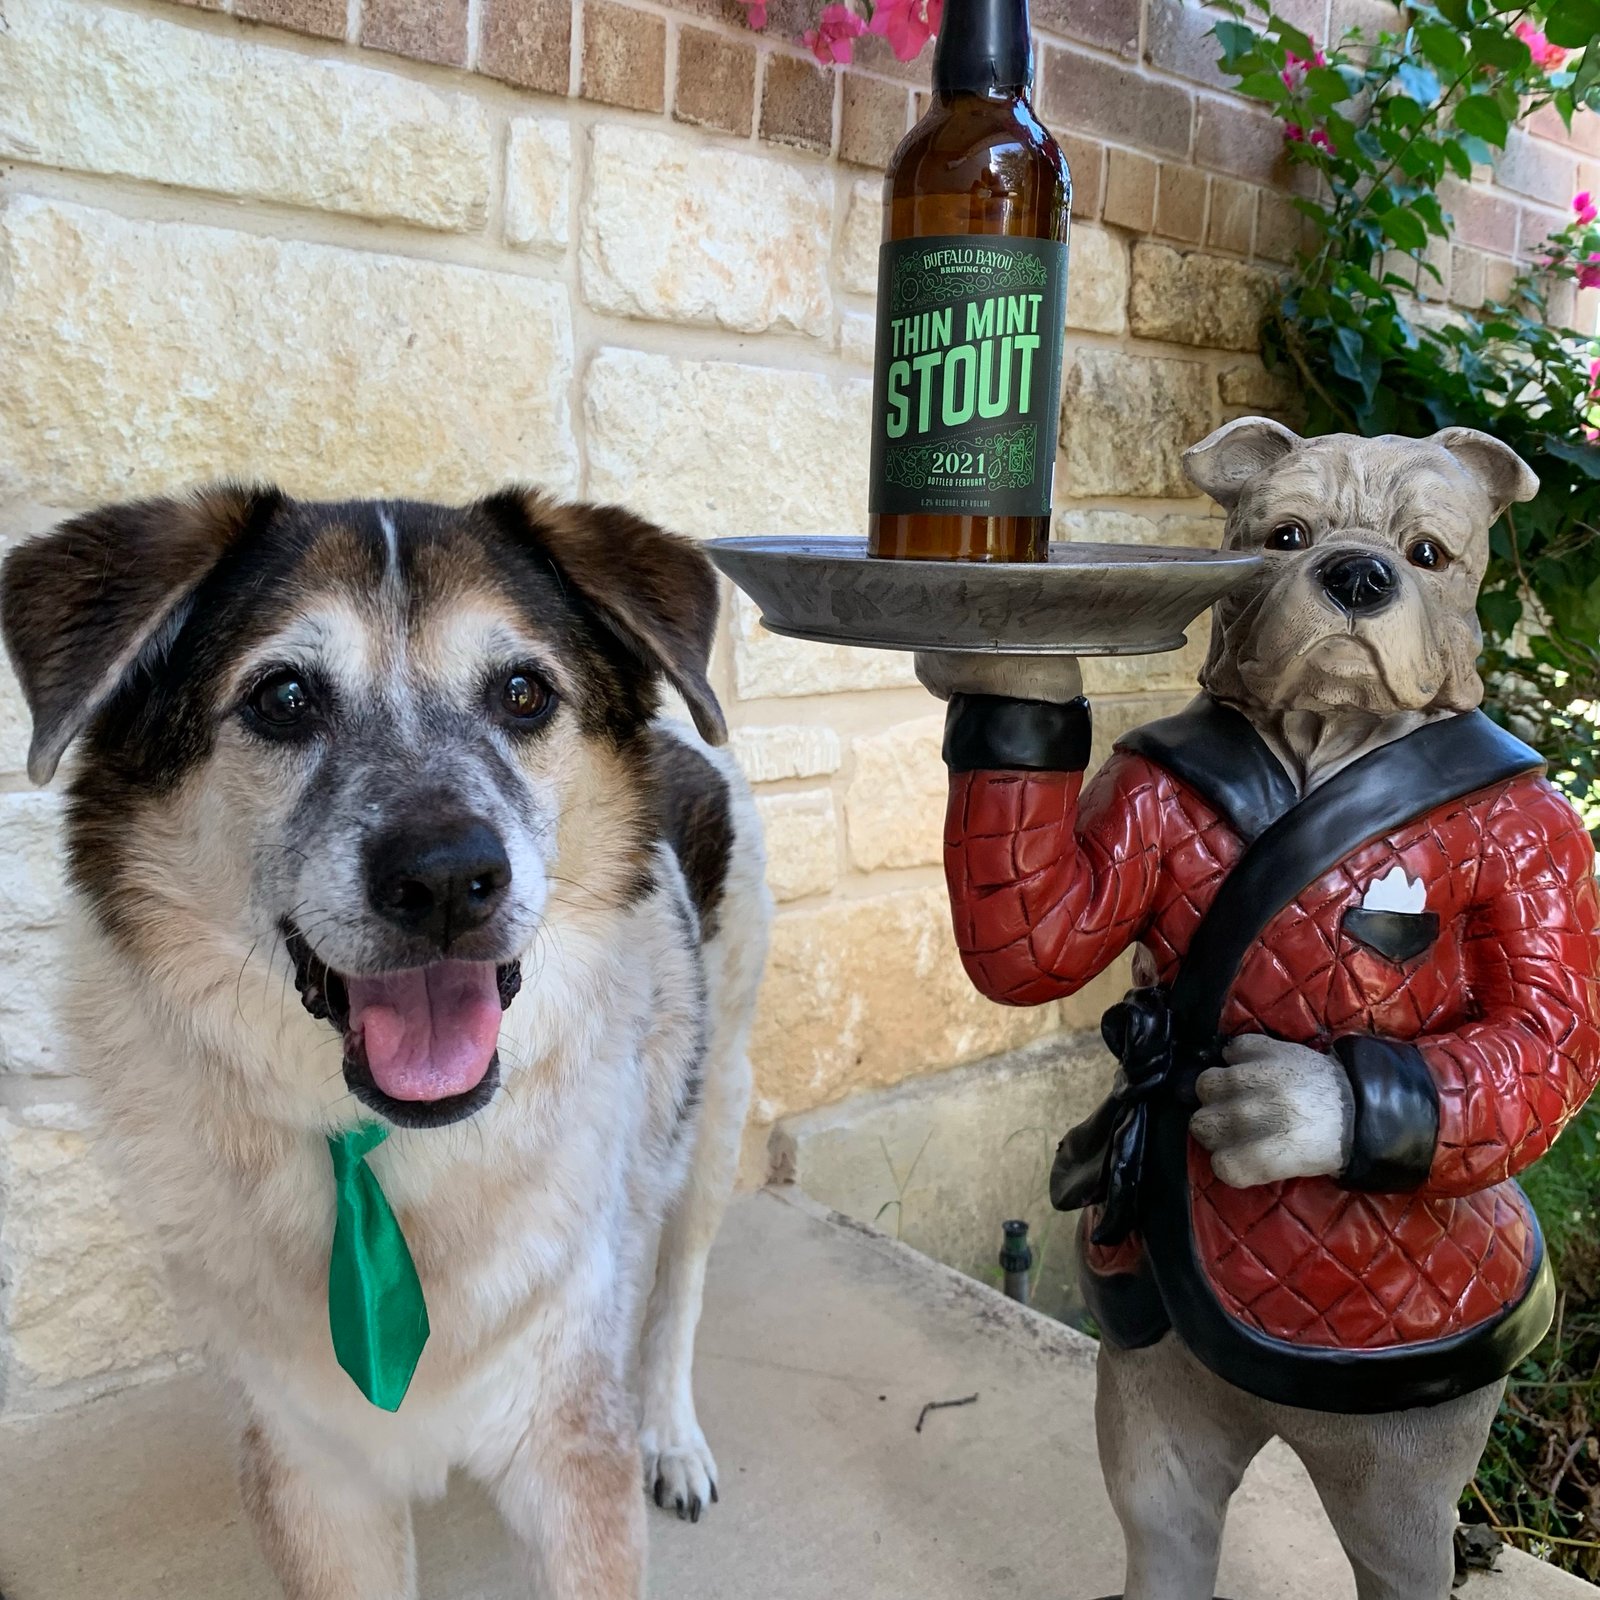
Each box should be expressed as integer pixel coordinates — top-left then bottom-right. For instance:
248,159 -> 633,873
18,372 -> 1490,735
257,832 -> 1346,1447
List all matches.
706,536 -> 1262,656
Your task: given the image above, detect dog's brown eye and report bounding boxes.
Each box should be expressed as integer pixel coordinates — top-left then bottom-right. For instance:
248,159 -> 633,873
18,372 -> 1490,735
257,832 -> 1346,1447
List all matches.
249,671 -> 311,728
1266,521 -> 1309,551
501,672 -> 550,720
1408,539 -> 1446,569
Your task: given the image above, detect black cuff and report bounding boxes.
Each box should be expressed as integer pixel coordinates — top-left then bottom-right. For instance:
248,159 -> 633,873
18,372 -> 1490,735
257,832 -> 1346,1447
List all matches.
943,694 -> 1092,774
1333,1036 -> 1439,1192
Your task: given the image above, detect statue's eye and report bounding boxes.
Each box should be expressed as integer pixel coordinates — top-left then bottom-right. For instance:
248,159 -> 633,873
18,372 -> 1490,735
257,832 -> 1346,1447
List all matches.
1266,521 -> 1310,551
1407,539 -> 1446,570
246,669 -> 315,733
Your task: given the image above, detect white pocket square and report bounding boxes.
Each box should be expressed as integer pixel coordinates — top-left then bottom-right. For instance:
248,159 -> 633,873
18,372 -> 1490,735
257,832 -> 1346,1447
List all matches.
1360,865 -> 1426,914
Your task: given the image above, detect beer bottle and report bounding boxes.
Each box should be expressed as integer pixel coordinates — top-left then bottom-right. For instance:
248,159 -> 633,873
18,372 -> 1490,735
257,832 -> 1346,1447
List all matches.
867,0 -> 1071,562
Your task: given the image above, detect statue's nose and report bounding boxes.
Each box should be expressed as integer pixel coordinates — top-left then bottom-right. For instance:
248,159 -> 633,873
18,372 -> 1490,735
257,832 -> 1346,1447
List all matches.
1319,552 -> 1398,615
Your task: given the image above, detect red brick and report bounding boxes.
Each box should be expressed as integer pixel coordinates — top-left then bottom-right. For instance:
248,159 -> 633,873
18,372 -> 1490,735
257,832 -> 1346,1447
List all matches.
1533,104 -> 1600,160
1255,191 -> 1309,264
581,0 -> 667,113
1037,45 -> 1193,159
480,0 -> 573,95
1439,178 -> 1519,256
1156,165 -> 1207,243
1102,147 -> 1156,233
761,53 -> 836,155
235,0 -> 345,39
852,32 -> 935,82
1144,0 -> 1234,91
658,0 -> 810,30
1517,202 -> 1567,261
1194,97 -> 1288,185
1449,245 -> 1488,310
840,74 -> 910,169
1061,133 -> 1105,221
1207,178 -> 1256,254
1034,0 -> 1140,58
362,0 -> 469,65
1483,255 -> 1518,305
1494,130 -> 1578,209
675,27 -> 756,135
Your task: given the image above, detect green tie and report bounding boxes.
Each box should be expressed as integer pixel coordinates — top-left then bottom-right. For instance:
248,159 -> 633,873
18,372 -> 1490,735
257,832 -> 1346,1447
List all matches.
326,1123 -> 430,1412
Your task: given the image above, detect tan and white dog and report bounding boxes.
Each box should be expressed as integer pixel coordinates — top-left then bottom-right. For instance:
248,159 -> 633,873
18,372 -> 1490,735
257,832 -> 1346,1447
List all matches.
0,488 -> 771,1599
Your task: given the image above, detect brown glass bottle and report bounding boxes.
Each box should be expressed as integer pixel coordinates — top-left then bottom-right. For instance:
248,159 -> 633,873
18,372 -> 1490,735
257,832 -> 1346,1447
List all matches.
867,0 -> 1071,562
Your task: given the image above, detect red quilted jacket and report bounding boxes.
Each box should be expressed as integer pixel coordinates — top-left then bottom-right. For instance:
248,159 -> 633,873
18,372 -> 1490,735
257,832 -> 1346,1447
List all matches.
944,710 -> 1600,1358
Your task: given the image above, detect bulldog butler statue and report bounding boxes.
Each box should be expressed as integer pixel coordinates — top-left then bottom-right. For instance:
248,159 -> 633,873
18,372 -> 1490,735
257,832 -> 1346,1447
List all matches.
918,419 -> 1600,1600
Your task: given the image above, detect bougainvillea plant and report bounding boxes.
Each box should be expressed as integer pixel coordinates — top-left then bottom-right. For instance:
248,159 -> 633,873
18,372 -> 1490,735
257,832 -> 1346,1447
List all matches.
1214,1 -> 1600,835
735,0 -> 942,66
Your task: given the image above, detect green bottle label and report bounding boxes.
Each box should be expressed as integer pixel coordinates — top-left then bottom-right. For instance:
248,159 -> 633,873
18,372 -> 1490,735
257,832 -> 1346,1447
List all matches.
868,234 -> 1069,519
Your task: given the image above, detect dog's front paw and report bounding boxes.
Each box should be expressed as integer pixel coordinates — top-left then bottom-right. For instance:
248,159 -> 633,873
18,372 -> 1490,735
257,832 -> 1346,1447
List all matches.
1191,1034 -> 1354,1187
641,1423 -> 719,1524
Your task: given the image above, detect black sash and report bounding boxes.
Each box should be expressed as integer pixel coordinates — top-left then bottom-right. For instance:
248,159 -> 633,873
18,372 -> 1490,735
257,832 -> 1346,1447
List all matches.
1053,706 -> 1556,1412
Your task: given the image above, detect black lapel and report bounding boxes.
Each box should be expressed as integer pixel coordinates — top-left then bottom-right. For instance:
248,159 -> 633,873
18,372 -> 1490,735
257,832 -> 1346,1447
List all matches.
1169,710 -> 1543,1041
1116,694 -> 1298,844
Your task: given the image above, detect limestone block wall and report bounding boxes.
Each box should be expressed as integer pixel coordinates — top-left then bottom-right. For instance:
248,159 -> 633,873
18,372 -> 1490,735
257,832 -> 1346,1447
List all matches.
0,0 -> 1592,1412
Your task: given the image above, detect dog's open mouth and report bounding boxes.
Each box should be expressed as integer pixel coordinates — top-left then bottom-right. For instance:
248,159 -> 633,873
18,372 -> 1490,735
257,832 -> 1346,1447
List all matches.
283,924 -> 522,1129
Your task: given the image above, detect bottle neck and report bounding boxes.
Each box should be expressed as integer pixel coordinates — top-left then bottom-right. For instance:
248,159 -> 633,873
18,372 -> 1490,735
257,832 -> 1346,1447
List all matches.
932,0 -> 1033,97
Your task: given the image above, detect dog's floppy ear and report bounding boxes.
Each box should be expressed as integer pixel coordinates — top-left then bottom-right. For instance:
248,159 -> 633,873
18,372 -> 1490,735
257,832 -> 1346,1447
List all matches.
1,486 -> 276,784
1431,428 -> 1540,517
1183,416 -> 1303,509
483,492 -> 727,747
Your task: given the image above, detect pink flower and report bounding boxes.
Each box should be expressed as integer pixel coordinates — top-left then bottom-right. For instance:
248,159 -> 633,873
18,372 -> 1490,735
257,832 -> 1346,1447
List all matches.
1310,128 -> 1334,152
1586,426 -> 1600,444
1281,45 -> 1328,88
739,0 -> 767,26
803,3 -> 867,64
1576,191 -> 1598,226
1577,252 -> 1600,290
1515,21 -> 1567,72
867,0 -> 942,62
1284,122 -> 1306,142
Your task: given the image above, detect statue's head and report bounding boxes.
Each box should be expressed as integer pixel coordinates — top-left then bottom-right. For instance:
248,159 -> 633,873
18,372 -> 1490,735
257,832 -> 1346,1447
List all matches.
1183,418 -> 1538,718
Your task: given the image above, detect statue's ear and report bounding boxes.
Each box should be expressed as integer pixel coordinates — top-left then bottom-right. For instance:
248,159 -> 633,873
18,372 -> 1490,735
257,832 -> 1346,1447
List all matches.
1,486 -> 278,784
1431,428 -> 1540,517
1182,417 -> 1303,509
478,490 -> 727,746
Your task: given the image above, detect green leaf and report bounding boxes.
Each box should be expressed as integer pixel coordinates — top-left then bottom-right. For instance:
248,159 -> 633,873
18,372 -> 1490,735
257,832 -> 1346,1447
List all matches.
1480,589 -> 1524,635
1441,138 -> 1474,179
1545,0 -> 1600,49
1381,206 -> 1430,250
1543,436 -> 1600,476
1238,70 -> 1292,102
1212,18 -> 1261,67
1574,45 -> 1600,99
1469,26 -> 1533,71
1272,18 -> 1316,57
1416,21 -> 1469,72
1454,94 -> 1510,144
1457,132 -> 1497,166
1305,65 -> 1353,102
1396,60 -> 1443,102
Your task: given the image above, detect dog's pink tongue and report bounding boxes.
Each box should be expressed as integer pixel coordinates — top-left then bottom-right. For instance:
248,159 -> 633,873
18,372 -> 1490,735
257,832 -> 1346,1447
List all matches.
346,962 -> 502,1102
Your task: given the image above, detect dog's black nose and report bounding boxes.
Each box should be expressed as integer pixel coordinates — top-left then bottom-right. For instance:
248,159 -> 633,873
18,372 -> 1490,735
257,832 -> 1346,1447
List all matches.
365,817 -> 511,946
1319,552 -> 1398,615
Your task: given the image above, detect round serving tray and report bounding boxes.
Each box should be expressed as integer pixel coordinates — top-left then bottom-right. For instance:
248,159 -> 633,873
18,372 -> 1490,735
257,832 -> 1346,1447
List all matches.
706,537 -> 1262,657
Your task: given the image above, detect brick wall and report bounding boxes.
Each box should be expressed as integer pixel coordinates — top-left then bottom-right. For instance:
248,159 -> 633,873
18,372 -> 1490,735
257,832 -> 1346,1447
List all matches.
0,0 -> 1593,1410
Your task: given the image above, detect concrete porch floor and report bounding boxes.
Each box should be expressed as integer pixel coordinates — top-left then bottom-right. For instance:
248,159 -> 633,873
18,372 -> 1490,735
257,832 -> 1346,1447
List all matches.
0,1188 -> 1586,1599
